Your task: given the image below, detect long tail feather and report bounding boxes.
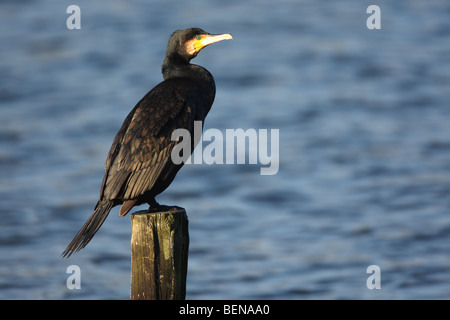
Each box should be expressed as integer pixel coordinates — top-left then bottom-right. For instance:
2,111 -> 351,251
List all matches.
62,201 -> 114,258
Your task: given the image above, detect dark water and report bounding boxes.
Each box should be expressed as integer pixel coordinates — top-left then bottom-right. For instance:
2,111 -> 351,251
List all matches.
1,0 -> 450,299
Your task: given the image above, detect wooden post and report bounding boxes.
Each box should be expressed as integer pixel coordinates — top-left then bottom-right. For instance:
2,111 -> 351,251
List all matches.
130,207 -> 189,300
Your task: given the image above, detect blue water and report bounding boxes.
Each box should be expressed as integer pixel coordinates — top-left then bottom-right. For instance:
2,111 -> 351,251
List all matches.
1,0 -> 450,299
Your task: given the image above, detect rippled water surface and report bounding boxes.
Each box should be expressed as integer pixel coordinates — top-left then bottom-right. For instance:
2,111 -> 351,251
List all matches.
1,0 -> 450,299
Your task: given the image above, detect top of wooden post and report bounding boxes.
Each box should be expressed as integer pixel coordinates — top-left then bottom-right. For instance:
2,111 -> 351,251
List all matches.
131,206 -> 186,217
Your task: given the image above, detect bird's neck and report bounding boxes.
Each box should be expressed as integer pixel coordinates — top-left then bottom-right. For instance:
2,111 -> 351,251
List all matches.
162,57 -> 212,83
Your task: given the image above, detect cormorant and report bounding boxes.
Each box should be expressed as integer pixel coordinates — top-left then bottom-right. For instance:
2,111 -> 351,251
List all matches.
62,28 -> 232,258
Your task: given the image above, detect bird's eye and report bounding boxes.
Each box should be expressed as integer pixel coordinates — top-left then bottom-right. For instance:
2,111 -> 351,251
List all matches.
196,35 -> 202,40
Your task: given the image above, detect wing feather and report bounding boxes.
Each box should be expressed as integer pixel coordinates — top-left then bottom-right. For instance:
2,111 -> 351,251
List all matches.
99,78 -> 197,203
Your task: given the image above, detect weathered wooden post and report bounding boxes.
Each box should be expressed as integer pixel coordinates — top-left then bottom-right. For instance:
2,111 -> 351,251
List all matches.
130,207 -> 189,300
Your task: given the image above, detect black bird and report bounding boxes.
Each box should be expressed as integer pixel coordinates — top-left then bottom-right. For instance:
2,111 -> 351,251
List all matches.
62,28 -> 232,257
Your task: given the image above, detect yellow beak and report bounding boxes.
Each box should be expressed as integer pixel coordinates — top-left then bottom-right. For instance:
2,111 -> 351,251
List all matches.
193,33 -> 233,52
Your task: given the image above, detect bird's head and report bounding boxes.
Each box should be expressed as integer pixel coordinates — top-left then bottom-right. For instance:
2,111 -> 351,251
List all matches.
166,28 -> 233,62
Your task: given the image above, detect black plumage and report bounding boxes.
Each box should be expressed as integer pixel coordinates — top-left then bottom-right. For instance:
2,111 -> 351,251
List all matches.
63,28 -> 232,257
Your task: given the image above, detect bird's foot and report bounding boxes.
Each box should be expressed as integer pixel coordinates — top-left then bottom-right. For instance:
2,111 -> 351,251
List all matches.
148,202 -> 184,213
